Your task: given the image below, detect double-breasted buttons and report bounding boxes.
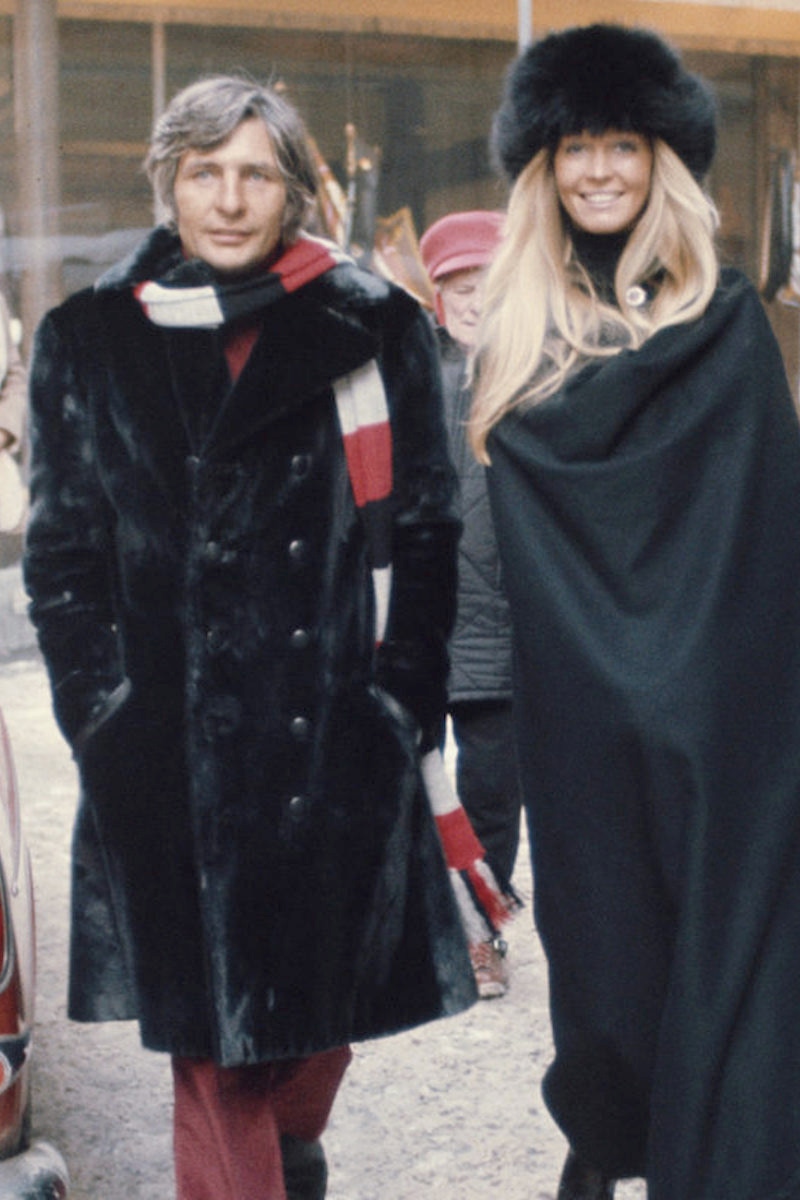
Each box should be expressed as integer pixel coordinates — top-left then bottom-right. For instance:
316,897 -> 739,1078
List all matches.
289,627 -> 311,650
205,626 -> 228,654
288,794 -> 307,820
290,453 -> 311,480
289,715 -> 311,741
288,538 -> 308,566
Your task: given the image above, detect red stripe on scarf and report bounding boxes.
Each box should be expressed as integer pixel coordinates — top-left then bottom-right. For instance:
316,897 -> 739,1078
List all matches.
278,237 -> 342,294
341,424 -> 393,507
462,862 -> 519,933
435,807 -> 486,872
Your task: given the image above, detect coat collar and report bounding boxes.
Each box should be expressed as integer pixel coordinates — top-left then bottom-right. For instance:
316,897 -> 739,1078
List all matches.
179,287 -> 380,457
97,227 -> 403,458
95,225 -> 187,293
94,229 -> 417,506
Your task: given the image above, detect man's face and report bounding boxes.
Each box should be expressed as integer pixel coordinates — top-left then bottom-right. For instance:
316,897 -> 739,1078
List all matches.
173,117 -> 288,276
437,267 -> 487,350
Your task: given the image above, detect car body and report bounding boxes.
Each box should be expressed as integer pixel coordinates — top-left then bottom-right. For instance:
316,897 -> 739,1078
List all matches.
0,706 -> 69,1197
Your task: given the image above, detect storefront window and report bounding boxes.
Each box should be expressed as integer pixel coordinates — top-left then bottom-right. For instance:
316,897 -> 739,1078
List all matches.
0,14 -> 794,380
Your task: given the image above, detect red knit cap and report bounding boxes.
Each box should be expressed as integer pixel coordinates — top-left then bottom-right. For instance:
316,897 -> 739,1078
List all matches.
420,210 -> 505,282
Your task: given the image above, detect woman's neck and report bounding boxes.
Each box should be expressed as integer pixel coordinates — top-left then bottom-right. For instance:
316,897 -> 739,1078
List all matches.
568,223 -> 630,303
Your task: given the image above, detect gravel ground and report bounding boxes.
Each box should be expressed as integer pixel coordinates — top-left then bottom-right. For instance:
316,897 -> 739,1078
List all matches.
0,649 -> 646,1200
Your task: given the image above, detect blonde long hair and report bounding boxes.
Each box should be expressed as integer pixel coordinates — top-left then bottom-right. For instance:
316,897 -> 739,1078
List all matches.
470,138 -> 720,461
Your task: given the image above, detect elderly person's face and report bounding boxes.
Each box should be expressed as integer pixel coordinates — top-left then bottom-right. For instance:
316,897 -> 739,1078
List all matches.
437,267 -> 487,350
173,116 -> 288,275
554,129 -> 653,235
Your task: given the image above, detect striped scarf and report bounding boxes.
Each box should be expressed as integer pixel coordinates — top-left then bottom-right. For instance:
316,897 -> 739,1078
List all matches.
135,232 -> 520,943
134,232 -> 350,328
332,362 -> 520,943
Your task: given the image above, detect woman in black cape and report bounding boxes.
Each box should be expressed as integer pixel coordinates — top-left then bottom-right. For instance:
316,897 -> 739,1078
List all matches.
472,23 -> 800,1200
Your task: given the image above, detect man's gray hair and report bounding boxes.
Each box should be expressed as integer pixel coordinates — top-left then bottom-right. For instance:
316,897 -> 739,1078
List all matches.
144,75 -> 318,243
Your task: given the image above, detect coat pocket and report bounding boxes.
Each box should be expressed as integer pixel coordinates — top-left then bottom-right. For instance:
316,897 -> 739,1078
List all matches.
73,678 -> 133,758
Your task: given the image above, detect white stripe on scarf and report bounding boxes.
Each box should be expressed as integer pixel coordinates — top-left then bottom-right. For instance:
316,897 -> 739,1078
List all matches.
135,281 -> 225,329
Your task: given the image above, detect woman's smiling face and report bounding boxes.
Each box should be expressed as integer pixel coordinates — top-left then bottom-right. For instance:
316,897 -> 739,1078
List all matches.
553,129 -> 653,235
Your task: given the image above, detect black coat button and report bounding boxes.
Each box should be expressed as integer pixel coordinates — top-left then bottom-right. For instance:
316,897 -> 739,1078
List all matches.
290,454 -> 311,479
205,627 -> 227,654
289,628 -> 311,650
288,538 -> 308,565
290,716 -> 311,741
288,795 -> 307,819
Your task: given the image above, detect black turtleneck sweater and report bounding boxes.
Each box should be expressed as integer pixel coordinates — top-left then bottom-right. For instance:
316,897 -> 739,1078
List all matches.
569,223 -> 630,304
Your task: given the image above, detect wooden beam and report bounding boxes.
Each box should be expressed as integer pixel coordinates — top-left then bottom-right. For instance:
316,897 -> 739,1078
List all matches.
2,0 -> 800,59
530,0 -> 800,56
36,1 -> 520,41
61,140 -> 147,156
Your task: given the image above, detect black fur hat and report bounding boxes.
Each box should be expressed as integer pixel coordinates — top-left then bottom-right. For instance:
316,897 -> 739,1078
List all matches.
491,24 -> 717,183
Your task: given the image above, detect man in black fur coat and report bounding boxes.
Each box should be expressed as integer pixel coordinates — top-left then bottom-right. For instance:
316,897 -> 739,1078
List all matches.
23,75 -> 475,1200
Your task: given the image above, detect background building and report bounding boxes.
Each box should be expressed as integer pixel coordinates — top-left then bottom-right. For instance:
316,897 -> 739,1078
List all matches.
2,0 -> 800,385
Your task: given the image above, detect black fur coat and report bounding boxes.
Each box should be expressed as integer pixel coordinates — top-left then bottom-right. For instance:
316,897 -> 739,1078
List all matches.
24,229 -> 476,1065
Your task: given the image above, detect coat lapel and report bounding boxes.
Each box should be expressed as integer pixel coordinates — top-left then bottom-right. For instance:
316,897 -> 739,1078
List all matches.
94,299 -> 218,517
208,289 -> 378,457
95,232 -> 382,492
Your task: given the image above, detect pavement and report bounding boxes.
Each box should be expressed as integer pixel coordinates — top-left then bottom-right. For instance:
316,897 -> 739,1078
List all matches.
0,562 -> 35,658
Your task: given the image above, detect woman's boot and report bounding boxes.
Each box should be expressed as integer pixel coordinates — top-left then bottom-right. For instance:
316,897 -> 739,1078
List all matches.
556,1149 -> 616,1200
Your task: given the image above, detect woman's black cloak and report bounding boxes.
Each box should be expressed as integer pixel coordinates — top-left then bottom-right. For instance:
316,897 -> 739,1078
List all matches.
487,268 -> 800,1200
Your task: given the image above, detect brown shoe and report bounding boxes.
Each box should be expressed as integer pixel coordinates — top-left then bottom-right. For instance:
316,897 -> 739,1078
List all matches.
469,938 -> 508,999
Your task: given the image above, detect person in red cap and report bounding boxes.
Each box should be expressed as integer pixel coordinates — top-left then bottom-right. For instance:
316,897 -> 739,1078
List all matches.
421,210 -> 504,350
421,210 -> 522,1000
